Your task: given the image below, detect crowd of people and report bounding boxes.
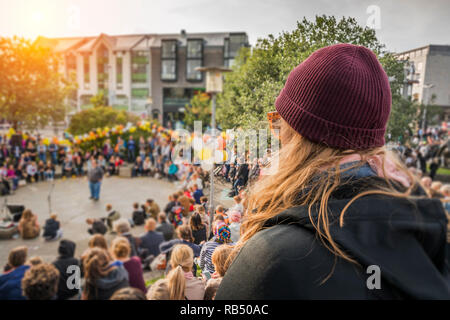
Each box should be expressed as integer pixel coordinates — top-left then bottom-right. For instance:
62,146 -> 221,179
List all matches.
0,176 -> 247,300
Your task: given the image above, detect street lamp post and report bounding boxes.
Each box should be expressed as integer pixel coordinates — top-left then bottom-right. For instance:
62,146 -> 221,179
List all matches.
196,66 -> 231,236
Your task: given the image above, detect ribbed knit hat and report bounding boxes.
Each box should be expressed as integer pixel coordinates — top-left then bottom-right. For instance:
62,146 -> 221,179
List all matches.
275,43 -> 391,150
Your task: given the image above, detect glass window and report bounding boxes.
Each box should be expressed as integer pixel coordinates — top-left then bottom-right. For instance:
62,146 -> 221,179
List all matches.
162,60 -> 176,80
186,39 -> 203,81
116,56 -> 123,89
161,40 -> 177,81
186,60 -> 202,81
224,34 -> 248,67
131,51 -> 149,83
162,40 -> 177,59
83,55 -> 90,88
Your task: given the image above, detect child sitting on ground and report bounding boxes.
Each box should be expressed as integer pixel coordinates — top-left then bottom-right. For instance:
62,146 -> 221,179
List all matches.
86,218 -> 107,235
43,213 -> 63,241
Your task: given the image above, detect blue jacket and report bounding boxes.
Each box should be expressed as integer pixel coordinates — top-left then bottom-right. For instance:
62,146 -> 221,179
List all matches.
139,231 -> 165,257
0,265 -> 30,300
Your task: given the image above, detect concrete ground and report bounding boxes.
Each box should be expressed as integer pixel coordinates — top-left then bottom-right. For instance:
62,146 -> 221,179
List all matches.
0,175 -> 236,273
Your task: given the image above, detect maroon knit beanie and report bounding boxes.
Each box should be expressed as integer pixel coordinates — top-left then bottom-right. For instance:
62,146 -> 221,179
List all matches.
275,43 -> 391,150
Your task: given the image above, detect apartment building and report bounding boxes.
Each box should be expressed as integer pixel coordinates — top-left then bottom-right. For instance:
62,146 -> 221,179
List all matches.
36,31 -> 249,125
397,45 -> 450,119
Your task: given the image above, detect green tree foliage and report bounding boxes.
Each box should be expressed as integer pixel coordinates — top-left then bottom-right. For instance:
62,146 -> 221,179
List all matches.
217,15 -> 414,142
184,92 -> 212,130
68,106 -> 140,135
90,91 -> 108,108
0,37 -> 74,129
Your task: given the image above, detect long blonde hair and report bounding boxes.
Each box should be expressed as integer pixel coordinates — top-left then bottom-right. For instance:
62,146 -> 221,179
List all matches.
166,244 -> 194,300
238,120 -> 424,275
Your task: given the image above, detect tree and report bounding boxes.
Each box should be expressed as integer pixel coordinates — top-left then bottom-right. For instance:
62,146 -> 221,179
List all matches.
68,106 -> 140,135
0,37 -> 74,130
184,92 -> 211,130
217,15 -> 414,142
90,91 -> 108,108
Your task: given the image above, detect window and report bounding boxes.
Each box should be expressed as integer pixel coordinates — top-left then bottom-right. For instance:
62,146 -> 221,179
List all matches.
116,56 -> 123,89
186,39 -> 203,81
161,40 -> 177,81
224,33 -> 248,68
83,55 -> 90,88
131,51 -> 149,83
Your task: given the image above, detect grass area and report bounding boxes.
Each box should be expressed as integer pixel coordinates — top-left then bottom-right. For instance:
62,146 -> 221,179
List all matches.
145,275 -> 164,287
426,164 -> 450,176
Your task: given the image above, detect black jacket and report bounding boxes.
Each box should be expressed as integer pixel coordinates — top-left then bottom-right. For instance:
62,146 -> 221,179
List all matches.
216,178 -> 450,299
52,240 -> 80,300
43,218 -> 60,238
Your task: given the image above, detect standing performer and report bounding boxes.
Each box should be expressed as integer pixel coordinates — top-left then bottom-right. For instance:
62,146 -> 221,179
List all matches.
216,44 -> 449,299
88,159 -> 103,201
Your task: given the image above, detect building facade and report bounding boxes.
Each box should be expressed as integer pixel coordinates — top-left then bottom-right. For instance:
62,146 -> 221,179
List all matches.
36,31 -> 249,125
397,45 -> 450,119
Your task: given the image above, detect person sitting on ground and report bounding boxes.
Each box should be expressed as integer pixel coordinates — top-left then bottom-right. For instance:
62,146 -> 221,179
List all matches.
110,237 -> 146,294
190,212 -> 207,245
86,218 -> 107,235
199,223 -> 231,275
440,184 -> 450,212
132,156 -> 144,177
104,204 -> 121,232
0,246 -> 30,300
204,244 -> 234,300
230,195 -> 244,213
192,184 -> 204,205
18,209 -> 40,239
228,210 -> 242,243
22,263 -> 60,300
155,212 -> 174,241
146,279 -> 170,300
113,219 -> 139,257
139,218 -> 164,263
165,244 -> 205,300
142,157 -> 153,177
159,225 -> 201,259
215,205 -> 229,225
82,248 -> 129,300
145,199 -> 161,220
43,213 -> 63,241
52,239 -> 80,300
27,256 -> 44,266
132,202 -> 146,226
430,181 -> 444,199
110,287 -> 146,300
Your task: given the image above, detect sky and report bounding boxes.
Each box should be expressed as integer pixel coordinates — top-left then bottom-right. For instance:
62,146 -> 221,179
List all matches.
0,0 -> 449,53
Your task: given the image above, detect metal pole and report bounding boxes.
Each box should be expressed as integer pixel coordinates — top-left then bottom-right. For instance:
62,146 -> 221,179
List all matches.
208,93 -> 216,237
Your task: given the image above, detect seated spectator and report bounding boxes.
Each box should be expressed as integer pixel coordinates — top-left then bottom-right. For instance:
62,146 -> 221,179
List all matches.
62,158 -> 74,178
167,161 -> 178,182
155,212 -> 174,241
146,199 -> 161,220
111,237 -> 146,293
26,161 -> 38,183
22,263 -> 60,300
86,218 -> 107,235
52,239 -> 80,300
28,256 -> 44,266
110,287 -> 146,300
204,244 -> 234,300
199,223 -> 231,274
44,160 -> 55,181
431,181 -> 444,199
113,219 -> 138,257
43,213 -> 63,241
82,248 -> 129,300
139,218 -> 164,262
104,204 -> 121,232
230,195 -> 244,213
143,157 -> 153,176
159,225 -> 201,258
215,205 -> 229,225
146,279 -> 170,300
132,156 -> 144,177
190,212 -> 207,245
132,202 -> 146,226
440,184 -> 450,212
0,246 -> 30,300
88,234 -> 109,251
228,210 -> 242,243
166,244 -> 205,300
192,184 -> 204,205
18,209 -> 40,239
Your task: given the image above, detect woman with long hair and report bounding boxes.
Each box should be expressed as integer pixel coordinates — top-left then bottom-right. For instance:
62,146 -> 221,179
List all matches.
18,209 -> 40,239
82,248 -> 129,300
216,43 -> 449,299
190,212 -> 207,245
165,244 -> 205,300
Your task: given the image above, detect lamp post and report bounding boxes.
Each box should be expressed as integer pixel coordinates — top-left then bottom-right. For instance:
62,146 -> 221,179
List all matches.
196,66 -> 231,236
